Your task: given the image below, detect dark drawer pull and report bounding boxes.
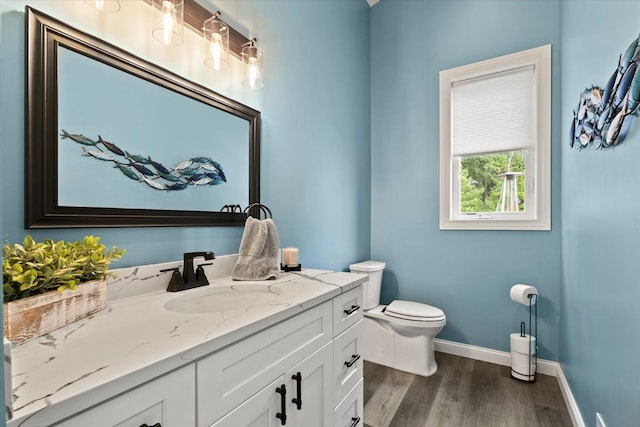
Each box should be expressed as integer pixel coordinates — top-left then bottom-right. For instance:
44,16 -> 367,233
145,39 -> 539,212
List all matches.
292,372 -> 302,410
276,384 -> 287,425
343,305 -> 360,316
140,424 -> 161,427
350,416 -> 361,427
344,354 -> 361,368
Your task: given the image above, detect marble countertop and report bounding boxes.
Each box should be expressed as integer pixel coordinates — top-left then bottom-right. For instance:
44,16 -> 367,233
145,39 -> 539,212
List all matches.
7,256 -> 366,427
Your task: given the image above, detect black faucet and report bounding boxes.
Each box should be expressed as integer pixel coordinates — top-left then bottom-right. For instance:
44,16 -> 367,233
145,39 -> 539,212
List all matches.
162,251 -> 215,292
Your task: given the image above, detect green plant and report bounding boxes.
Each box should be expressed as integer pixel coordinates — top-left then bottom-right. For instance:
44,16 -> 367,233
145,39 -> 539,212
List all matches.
2,235 -> 125,303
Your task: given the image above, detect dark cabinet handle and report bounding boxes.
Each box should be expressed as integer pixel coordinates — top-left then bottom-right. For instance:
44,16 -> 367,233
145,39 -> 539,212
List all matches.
343,305 -> 360,315
350,416 -> 361,427
276,384 -> 287,425
140,424 -> 161,427
344,354 -> 361,368
291,372 -> 302,410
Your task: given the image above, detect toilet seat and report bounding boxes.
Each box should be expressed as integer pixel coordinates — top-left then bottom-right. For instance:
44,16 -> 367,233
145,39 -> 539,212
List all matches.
384,300 -> 446,322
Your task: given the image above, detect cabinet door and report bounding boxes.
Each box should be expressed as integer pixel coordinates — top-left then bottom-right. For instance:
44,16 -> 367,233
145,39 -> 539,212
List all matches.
285,342 -> 333,427
53,365 -> 196,427
211,376 -> 286,427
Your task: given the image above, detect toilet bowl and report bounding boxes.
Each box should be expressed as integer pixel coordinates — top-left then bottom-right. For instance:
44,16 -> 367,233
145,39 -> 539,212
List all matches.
349,261 -> 446,377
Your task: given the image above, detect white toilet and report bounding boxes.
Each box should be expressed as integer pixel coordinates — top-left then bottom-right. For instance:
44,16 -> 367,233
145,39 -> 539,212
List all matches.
349,260 -> 446,377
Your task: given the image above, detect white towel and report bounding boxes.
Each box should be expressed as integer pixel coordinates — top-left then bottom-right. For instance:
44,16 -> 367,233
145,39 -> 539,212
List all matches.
232,217 -> 280,281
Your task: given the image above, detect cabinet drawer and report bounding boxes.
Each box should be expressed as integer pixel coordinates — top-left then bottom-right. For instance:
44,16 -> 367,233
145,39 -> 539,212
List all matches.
333,320 -> 363,406
198,301 -> 332,426
332,286 -> 363,337
334,378 -> 364,427
53,365 -> 196,427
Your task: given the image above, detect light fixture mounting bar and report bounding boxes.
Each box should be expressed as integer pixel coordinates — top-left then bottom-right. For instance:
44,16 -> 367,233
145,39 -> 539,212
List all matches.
145,0 -> 251,58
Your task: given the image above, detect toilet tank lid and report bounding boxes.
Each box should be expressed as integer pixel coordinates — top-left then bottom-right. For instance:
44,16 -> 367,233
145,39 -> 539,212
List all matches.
349,261 -> 386,272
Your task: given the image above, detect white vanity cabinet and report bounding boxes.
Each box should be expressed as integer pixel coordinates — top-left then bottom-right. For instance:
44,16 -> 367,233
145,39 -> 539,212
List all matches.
52,365 -> 196,427
11,275 -> 365,427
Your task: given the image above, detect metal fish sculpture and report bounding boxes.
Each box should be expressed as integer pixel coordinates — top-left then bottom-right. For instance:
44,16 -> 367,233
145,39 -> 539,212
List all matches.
98,136 -> 126,156
125,152 -> 152,164
149,159 -> 171,175
82,148 -> 115,162
116,164 -> 140,181
141,177 -> 167,191
570,34 -> 640,149
60,130 -> 97,146
62,131 -> 228,191
129,162 -> 155,177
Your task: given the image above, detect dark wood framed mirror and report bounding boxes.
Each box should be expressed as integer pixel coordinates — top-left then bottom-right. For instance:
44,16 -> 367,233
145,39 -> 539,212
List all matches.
25,7 -> 260,228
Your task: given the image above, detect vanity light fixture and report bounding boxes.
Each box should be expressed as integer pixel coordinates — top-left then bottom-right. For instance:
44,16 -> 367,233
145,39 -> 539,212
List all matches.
145,0 -> 262,88
84,0 -> 120,13
242,38 -> 264,90
152,0 -> 184,46
203,11 -> 229,71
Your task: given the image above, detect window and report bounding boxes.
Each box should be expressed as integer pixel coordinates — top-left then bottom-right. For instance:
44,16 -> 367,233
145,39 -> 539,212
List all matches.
439,45 -> 551,230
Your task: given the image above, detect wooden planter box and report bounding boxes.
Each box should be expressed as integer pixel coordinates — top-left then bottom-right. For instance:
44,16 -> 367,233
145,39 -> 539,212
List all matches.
3,280 -> 107,345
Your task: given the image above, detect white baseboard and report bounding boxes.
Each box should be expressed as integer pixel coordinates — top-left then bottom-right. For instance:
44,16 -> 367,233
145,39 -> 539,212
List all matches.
434,338 -> 585,427
434,338 -> 556,375
555,362 -> 586,427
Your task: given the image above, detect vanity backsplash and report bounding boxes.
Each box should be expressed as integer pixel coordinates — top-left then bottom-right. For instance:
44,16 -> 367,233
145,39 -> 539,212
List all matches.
105,253 -> 239,302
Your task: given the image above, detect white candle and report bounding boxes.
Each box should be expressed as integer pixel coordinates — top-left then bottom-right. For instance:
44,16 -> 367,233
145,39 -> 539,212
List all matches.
283,247 -> 299,266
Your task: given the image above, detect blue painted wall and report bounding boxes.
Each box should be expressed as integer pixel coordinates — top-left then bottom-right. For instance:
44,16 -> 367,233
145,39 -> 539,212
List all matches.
0,0 -> 371,272
370,0 -> 562,361
560,1 -> 640,426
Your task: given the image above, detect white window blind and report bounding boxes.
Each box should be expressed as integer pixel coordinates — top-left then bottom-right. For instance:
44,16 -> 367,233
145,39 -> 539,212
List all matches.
451,65 -> 535,157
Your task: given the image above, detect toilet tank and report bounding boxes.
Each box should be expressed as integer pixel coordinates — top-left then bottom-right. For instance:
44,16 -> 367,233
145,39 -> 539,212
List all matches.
349,261 -> 386,310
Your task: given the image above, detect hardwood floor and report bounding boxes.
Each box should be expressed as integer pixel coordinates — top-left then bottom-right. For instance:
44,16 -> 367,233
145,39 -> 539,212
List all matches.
363,352 -> 573,427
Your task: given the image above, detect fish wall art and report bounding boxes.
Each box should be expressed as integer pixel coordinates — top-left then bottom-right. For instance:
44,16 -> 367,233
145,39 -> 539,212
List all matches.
61,130 -> 226,191
570,33 -> 640,149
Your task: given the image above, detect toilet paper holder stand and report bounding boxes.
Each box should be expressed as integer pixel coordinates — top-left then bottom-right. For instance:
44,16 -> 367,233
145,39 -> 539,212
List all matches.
512,293 -> 538,382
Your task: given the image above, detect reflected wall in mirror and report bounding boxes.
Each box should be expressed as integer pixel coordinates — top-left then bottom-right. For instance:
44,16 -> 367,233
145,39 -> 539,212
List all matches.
25,7 -> 260,228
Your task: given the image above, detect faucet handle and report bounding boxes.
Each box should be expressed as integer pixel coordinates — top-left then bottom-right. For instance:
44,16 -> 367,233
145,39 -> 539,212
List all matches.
195,263 -> 213,285
161,267 -> 186,292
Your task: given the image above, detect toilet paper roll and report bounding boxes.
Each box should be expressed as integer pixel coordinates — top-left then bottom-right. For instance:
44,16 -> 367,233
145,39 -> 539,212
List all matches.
510,333 -> 536,354
511,350 -> 535,366
511,359 -> 536,377
510,284 -> 538,305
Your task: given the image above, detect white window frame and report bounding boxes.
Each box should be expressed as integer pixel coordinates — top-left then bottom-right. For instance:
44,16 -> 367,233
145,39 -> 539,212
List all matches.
439,45 -> 551,230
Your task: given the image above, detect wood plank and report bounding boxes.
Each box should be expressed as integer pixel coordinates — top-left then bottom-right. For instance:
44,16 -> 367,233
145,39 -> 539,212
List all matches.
363,361 -> 393,407
389,373 -> 442,427
534,404 -> 574,427
363,367 -> 413,427
529,373 -> 570,411
425,352 -> 474,427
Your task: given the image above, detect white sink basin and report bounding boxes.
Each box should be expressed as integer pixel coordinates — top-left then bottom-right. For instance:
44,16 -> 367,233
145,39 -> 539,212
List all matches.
164,284 -> 284,314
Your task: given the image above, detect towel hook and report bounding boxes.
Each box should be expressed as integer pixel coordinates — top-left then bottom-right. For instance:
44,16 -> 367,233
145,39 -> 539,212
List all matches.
220,204 -> 242,213
243,203 -> 272,219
